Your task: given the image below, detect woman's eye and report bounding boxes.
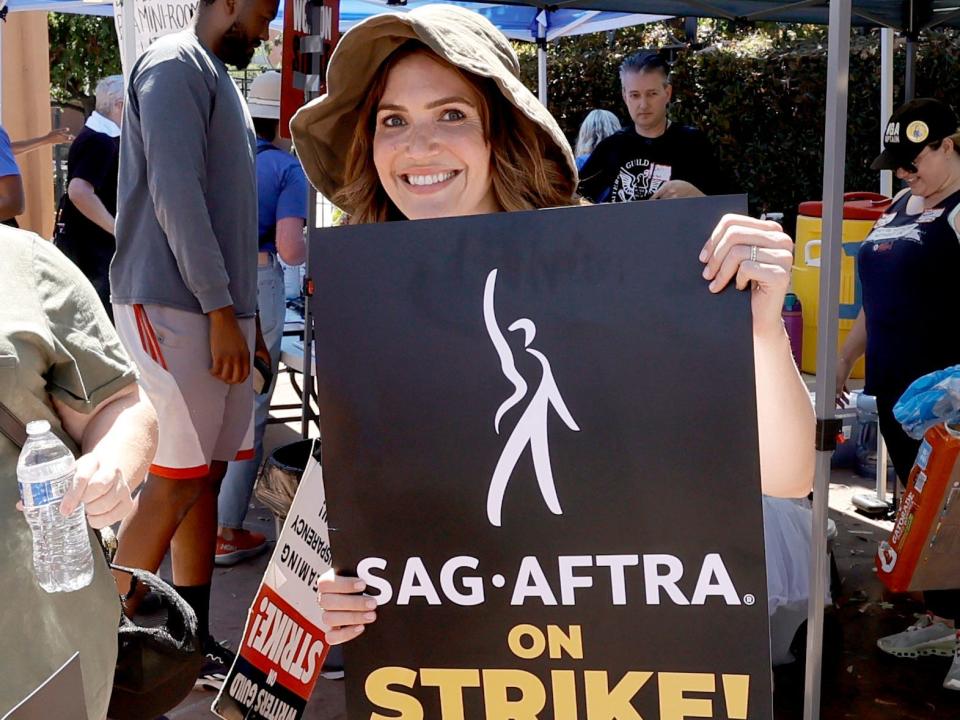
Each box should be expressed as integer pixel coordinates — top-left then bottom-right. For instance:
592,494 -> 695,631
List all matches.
381,115 -> 406,128
441,109 -> 466,121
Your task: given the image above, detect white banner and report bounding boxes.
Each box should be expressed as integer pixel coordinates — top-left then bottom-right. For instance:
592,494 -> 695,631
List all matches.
113,0 -> 198,76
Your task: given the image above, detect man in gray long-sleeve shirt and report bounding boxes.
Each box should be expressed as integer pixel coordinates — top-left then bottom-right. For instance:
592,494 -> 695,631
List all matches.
110,0 -> 279,690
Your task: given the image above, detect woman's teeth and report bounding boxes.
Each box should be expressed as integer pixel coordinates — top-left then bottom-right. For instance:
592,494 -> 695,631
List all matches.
405,172 -> 456,186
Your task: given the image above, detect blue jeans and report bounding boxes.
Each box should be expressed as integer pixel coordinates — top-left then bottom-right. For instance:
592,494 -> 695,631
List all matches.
218,258 -> 286,529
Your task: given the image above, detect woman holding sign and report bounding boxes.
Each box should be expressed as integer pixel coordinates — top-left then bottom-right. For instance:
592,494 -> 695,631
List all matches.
289,4 -> 814,644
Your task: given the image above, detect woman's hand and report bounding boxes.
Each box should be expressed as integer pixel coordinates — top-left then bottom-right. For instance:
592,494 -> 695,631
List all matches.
317,573 -> 378,645
60,454 -> 133,528
700,214 -> 794,340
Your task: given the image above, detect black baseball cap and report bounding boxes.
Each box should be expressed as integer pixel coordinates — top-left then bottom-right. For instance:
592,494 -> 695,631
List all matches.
871,98 -> 958,171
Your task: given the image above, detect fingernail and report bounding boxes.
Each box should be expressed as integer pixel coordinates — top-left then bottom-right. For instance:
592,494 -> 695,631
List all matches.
702,267 -> 710,279
699,248 -> 708,262
363,612 -> 376,621
708,280 -> 718,292
353,580 -> 366,591
353,625 -> 364,634
365,598 -> 377,610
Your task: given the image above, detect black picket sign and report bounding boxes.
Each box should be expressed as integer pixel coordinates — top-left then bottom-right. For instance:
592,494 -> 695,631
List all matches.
310,196 -> 772,720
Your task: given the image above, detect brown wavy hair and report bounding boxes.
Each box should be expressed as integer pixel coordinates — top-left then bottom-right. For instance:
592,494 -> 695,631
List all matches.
333,42 -> 578,225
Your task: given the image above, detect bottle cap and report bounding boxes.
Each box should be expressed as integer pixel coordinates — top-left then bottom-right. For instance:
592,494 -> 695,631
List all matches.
26,420 -> 51,436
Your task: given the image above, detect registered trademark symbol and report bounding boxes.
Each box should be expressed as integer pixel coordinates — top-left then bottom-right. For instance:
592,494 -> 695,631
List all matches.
743,594 -> 756,606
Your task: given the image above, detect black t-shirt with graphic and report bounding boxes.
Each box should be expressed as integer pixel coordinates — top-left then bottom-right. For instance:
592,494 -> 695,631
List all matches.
577,124 -> 724,203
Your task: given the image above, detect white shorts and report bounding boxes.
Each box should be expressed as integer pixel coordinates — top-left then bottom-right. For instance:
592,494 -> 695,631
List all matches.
114,303 -> 255,479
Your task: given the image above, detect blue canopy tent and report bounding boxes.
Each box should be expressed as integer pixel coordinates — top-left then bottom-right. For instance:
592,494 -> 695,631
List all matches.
3,0 -> 667,103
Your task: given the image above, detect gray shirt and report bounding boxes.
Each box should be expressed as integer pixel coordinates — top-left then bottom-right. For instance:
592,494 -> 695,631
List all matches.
112,29 -> 258,317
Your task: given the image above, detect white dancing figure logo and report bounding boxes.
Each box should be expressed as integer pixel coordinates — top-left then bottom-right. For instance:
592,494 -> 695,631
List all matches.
483,269 -> 580,527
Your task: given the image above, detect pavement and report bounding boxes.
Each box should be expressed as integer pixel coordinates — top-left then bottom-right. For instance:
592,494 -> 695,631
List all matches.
158,372 -> 960,719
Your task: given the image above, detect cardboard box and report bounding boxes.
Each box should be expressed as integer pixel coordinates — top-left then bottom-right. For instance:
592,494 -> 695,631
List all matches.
877,423 -> 960,592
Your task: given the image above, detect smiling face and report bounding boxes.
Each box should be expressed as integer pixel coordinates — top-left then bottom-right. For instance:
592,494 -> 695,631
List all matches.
895,140 -> 955,199
371,51 -> 500,221
621,69 -> 671,138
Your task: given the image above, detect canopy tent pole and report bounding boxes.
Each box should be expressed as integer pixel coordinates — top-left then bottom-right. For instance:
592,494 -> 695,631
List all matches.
904,34 -> 916,101
880,27 -> 894,197
536,10 -> 547,106
804,1 -> 851,719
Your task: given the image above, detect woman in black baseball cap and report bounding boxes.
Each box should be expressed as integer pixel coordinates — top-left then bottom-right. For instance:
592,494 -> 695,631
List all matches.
838,97 -> 960,690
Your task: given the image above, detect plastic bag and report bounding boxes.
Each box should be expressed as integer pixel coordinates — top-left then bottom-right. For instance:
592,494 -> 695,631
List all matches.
893,365 -> 960,439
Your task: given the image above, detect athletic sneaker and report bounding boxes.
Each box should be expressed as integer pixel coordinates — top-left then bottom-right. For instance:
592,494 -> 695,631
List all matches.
877,614 -> 956,658
944,644 -> 960,690
215,529 -> 268,566
196,637 -> 236,691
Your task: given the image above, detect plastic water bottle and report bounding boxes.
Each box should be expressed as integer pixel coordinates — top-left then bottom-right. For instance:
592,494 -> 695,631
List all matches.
17,420 -> 94,593
782,292 -> 803,368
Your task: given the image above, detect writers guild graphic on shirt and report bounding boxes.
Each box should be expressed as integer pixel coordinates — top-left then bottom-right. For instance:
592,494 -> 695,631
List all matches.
866,222 -> 923,248
613,159 -> 673,201
483,269 -> 580,527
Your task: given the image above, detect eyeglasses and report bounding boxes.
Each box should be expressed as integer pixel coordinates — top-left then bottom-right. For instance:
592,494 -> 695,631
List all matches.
899,144 -> 935,174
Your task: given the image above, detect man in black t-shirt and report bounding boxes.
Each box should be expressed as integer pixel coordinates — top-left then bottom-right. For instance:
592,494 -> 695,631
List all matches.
578,53 -> 723,203
56,75 -> 124,316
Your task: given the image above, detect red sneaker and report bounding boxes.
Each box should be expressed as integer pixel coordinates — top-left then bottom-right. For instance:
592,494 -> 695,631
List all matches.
215,529 -> 268,566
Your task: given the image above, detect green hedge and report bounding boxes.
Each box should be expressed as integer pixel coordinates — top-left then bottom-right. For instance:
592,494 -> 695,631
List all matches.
518,27 -> 960,225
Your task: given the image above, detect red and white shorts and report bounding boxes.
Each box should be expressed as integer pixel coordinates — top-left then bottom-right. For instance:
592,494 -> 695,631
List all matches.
114,303 -> 255,479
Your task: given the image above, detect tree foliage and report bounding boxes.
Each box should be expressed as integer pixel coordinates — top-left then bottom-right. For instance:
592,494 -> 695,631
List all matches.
518,23 -> 960,225
49,13 -> 122,113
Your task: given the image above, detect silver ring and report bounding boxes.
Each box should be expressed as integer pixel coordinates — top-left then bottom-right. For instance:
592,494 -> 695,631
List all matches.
749,245 -> 758,263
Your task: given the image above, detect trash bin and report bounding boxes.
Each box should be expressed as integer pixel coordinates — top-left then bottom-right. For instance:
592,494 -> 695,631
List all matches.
255,439 -> 320,527
793,192 -> 892,378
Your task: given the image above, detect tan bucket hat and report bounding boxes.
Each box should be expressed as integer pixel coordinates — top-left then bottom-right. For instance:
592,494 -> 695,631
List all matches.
289,4 -> 577,211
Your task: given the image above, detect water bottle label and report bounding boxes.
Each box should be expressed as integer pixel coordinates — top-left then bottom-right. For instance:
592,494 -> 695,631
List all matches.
18,473 -> 70,507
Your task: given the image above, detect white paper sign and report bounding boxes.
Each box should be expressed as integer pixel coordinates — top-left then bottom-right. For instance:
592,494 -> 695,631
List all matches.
113,0 -> 198,75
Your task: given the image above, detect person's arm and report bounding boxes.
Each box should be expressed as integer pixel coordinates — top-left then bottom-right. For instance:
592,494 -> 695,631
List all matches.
701,214 -> 815,498
52,383 -> 158,528
274,163 -> 309,265
11,129 -> 74,156
137,60 -> 249,383
0,174 -> 24,219
836,308 -> 866,407
276,217 -> 306,265
67,178 -> 115,235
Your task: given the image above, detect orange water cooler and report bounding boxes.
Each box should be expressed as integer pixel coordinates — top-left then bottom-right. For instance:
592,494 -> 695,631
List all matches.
792,192 -> 892,378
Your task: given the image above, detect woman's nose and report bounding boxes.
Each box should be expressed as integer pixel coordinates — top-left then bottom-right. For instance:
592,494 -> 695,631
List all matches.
405,123 -> 438,156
